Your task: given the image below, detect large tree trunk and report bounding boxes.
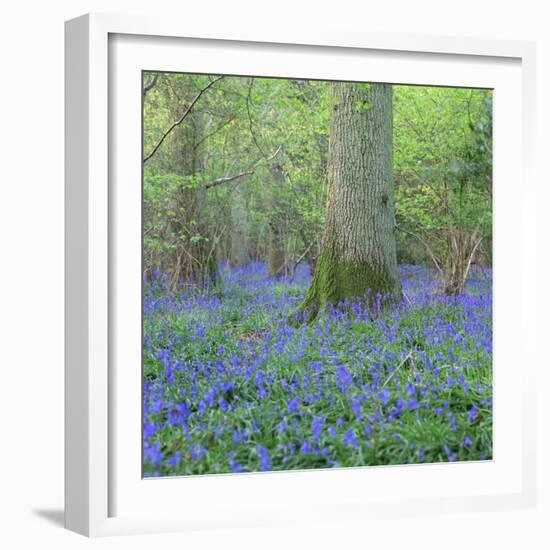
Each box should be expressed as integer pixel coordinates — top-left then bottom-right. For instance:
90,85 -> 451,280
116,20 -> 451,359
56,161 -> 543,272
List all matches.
299,82 -> 401,320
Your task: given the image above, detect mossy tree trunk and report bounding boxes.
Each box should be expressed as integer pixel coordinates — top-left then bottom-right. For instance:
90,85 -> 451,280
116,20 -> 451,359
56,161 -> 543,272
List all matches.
299,82 -> 401,320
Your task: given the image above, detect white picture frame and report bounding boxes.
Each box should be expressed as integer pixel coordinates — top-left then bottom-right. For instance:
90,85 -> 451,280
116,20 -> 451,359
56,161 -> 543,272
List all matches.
65,13 -> 537,537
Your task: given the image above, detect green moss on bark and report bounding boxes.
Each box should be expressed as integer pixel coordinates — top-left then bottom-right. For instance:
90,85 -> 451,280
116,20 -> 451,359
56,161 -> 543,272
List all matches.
298,246 -> 402,323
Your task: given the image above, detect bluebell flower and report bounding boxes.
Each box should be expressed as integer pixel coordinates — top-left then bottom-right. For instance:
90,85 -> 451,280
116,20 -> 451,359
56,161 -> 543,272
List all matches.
144,441 -> 163,466
143,421 -> 157,439
378,388 -> 391,406
228,451 -> 243,473
257,444 -> 271,471
468,404 -> 479,423
407,399 -> 420,411
347,398 -> 361,420
447,412 -> 458,432
343,428 -> 358,449
336,365 -> 353,393
188,443 -> 204,460
312,416 -> 325,441
287,397 -> 300,414
167,452 -> 182,466
443,445 -> 456,462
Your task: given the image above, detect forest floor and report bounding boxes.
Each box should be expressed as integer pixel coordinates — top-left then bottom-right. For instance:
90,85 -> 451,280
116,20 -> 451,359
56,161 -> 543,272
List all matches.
143,263 -> 492,476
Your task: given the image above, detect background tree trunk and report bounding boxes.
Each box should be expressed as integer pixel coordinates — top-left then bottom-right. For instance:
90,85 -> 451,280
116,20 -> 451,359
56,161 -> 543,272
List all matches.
300,82 -> 401,320
229,181 -> 250,267
267,164 -> 286,277
166,86 -> 217,290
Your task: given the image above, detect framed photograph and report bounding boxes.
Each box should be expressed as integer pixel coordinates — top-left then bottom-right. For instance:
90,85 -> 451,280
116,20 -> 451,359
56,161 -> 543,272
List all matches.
65,13 -> 537,536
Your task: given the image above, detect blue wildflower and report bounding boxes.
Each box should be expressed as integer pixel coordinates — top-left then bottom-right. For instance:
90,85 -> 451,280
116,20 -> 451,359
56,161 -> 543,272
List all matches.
378,388 -> 391,406
343,428 -> 358,449
336,366 -> 353,393
228,451 -> 243,473
257,444 -> 271,471
144,441 -> 163,466
312,416 -> 325,441
468,404 -> 479,423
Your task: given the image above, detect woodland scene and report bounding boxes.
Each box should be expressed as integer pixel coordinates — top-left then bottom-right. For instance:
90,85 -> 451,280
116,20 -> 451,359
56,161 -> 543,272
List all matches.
142,72 -> 492,476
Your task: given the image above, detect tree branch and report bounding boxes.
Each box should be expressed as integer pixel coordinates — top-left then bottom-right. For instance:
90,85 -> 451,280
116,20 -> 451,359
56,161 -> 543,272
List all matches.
204,145 -> 281,190
204,170 -> 254,189
462,235 -> 484,286
193,117 -> 236,150
246,78 -> 269,158
143,74 -> 158,96
287,240 -> 315,279
143,76 -> 224,164
396,224 -> 443,274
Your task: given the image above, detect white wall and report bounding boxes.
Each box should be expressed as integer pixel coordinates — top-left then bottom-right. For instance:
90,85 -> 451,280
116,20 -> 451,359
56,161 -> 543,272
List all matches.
0,1 -> 547,548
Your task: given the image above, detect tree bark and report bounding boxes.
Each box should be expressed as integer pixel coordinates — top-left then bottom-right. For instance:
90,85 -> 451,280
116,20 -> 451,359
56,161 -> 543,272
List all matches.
267,164 -> 286,277
299,82 -> 401,320
165,84 -> 217,290
229,182 -> 250,267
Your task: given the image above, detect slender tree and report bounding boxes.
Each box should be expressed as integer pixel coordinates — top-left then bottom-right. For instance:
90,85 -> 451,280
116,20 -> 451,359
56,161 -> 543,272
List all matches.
299,82 -> 401,320
267,164 -> 287,277
146,75 -> 218,289
229,181 -> 250,267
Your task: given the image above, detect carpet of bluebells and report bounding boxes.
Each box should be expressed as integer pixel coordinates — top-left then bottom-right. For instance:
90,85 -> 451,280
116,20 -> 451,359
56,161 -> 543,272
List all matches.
143,262 -> 492,477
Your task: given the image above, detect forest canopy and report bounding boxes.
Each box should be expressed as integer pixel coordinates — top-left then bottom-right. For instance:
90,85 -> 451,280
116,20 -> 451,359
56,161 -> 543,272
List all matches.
142,73 -> 492,296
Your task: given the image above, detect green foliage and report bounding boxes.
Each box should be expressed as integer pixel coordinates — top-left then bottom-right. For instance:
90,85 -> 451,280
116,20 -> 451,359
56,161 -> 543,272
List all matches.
143,72 -> 492,292
393,86 -> 493,273
143,72 -> 330,278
